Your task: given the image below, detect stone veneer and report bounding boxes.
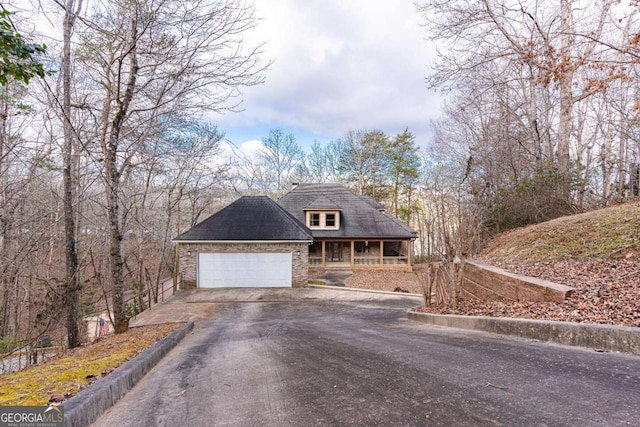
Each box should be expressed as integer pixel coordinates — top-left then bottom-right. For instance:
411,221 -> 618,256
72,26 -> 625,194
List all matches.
177,241 -> 309,289
461,259 -> 575,303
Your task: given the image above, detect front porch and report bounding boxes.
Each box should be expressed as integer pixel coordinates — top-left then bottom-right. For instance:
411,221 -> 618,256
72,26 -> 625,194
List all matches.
309,239 -> 412,270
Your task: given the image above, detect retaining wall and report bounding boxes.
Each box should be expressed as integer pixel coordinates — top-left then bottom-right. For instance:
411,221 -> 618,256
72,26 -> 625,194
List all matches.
461,260 -> 575,303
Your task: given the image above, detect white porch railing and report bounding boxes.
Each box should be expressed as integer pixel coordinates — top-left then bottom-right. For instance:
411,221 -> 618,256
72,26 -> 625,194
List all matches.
383,256 -> 409,265
354,257 -> 380,265
309,257 -> 323,265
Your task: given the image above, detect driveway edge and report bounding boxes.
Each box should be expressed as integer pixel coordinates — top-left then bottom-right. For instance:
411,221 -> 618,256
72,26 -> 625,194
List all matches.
308,284 -> 423,298
62,321 -> 194,427
407,311 -> 640,356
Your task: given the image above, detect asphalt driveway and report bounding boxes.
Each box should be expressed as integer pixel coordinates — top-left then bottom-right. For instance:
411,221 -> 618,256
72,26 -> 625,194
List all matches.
96,289 -> 640,426
129,287 -> 418,327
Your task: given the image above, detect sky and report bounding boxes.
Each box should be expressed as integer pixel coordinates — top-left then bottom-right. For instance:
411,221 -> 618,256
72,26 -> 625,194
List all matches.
209,0 -> 441,158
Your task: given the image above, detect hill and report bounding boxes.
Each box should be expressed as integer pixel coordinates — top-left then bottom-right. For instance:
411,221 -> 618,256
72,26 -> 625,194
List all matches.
480,200 -> 640,263
423,199 -> 640,327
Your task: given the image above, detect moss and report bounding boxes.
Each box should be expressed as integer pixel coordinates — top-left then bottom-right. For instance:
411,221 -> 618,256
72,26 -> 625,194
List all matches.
0,323 -> 181,406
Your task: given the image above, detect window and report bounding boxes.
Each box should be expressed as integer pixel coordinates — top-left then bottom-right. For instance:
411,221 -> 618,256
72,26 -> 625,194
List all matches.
325,213 -> 335,227
307,211 -> 340,229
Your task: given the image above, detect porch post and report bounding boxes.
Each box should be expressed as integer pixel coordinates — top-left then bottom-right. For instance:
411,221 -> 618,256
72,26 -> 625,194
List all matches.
350,240 -> 355,267
173,243 -> 179,292
407,240 -> 412,266
321,241 -> 326,267
379,241 -> 383,266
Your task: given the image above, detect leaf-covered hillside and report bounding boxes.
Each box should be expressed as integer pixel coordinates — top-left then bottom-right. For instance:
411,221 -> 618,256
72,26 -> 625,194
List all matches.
417,199 -> 640,327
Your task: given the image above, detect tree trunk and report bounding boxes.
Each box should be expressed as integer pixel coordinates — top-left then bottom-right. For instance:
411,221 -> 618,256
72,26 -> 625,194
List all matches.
393,171 -> 400,217
0,86 -> 7,338
62,0 -> 81,348
107,18 -> 138,334
108,162 -> 127,332
557,0 -> 574,200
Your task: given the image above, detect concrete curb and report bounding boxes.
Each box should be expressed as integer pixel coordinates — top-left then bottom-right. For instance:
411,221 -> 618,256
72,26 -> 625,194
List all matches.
308,284 -> 424,298
407,311 -> 640,356
62,322 -> 194,427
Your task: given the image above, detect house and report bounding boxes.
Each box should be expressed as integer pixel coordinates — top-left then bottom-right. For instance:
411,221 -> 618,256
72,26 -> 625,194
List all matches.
278,183 -> 416,270
173,185 -> 416,289
174,196 -> 312,289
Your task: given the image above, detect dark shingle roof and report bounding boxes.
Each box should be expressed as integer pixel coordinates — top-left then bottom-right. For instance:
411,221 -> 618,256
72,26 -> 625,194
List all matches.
360,195 -> 387,211
174,196 -> 312,241
278,184 -> 416,239
304,196 -> 342,211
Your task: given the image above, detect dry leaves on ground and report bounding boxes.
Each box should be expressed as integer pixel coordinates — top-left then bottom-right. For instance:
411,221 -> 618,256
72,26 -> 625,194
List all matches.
345,270 -> 424,294
415,258 -> 640,328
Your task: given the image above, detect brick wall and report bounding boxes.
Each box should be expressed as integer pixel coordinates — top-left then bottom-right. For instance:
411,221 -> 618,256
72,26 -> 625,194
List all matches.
177,241 -> 309,289
461,260 -> 575,303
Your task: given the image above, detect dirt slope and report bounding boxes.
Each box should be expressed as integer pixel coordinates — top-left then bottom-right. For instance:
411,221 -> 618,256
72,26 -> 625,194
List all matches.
418,199 -> 640,327
480,200 -> 640,263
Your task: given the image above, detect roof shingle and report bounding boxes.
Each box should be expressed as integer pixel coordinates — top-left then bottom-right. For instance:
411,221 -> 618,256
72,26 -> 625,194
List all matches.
278,184 -> 416,239
303,195 -> 342,211
174,196 -> 313,241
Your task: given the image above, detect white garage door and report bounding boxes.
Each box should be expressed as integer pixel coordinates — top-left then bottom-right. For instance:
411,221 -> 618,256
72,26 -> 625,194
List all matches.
197,252 -> 292,288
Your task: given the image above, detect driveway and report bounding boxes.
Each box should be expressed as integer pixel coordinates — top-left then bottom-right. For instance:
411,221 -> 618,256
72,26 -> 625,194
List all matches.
96,290 -> 640,426
129,287 -> 416,326
312,270 -> 353,287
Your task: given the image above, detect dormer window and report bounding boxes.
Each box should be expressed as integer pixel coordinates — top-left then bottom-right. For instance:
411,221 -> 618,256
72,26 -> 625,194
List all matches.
310,213 -> 320,227
306,211 -> 340,229
325,213 -> 336,227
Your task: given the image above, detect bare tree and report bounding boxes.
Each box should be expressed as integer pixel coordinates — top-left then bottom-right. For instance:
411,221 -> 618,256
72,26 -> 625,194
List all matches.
336,129 -> 391,198
417,0 -> 619,201
260,128 -> 305,194
303,140 -> 341,184
73,0 -> 268,332
0,82 -> 67,350
122,117 -> 227,307
59,0 -> 82,348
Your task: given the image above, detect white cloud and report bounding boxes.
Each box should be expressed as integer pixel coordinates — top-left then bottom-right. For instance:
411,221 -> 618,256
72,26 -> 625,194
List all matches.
218,139 -> 266,163
212,0 -> 440,148
238,139 -> 266,162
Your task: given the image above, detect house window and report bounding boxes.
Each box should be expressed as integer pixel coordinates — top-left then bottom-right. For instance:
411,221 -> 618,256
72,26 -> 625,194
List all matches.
306,211 -> 340,229
325,213 -> 335,227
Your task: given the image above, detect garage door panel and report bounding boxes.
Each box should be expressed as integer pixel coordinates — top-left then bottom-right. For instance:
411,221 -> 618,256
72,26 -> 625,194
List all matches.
198,252 -> 292,288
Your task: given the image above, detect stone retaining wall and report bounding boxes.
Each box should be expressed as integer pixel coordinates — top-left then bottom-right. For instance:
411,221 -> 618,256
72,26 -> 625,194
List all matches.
462,260 -> 575,303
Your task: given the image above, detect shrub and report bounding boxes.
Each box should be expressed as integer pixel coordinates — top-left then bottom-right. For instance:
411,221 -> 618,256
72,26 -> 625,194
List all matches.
483,167 -> 579,233
0,336 -> 20,354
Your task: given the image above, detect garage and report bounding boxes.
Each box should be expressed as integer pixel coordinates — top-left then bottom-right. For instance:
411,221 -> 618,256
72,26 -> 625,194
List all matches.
198,252 -> 292,288
174,196 -> 312,289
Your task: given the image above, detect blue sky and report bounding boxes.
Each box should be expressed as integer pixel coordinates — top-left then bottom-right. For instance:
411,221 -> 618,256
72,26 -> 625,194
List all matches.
208,0 -> 440,155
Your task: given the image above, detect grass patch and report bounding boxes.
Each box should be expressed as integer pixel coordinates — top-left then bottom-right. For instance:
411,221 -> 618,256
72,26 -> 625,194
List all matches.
0,337 -> 20,355
481,201 -> 640,263
0,323 -> 182,406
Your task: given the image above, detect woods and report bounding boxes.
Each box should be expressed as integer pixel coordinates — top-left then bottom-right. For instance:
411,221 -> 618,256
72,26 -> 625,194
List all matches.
0,0 -> 639,355
0,0 -> 268,352
419,0 -> 640,240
